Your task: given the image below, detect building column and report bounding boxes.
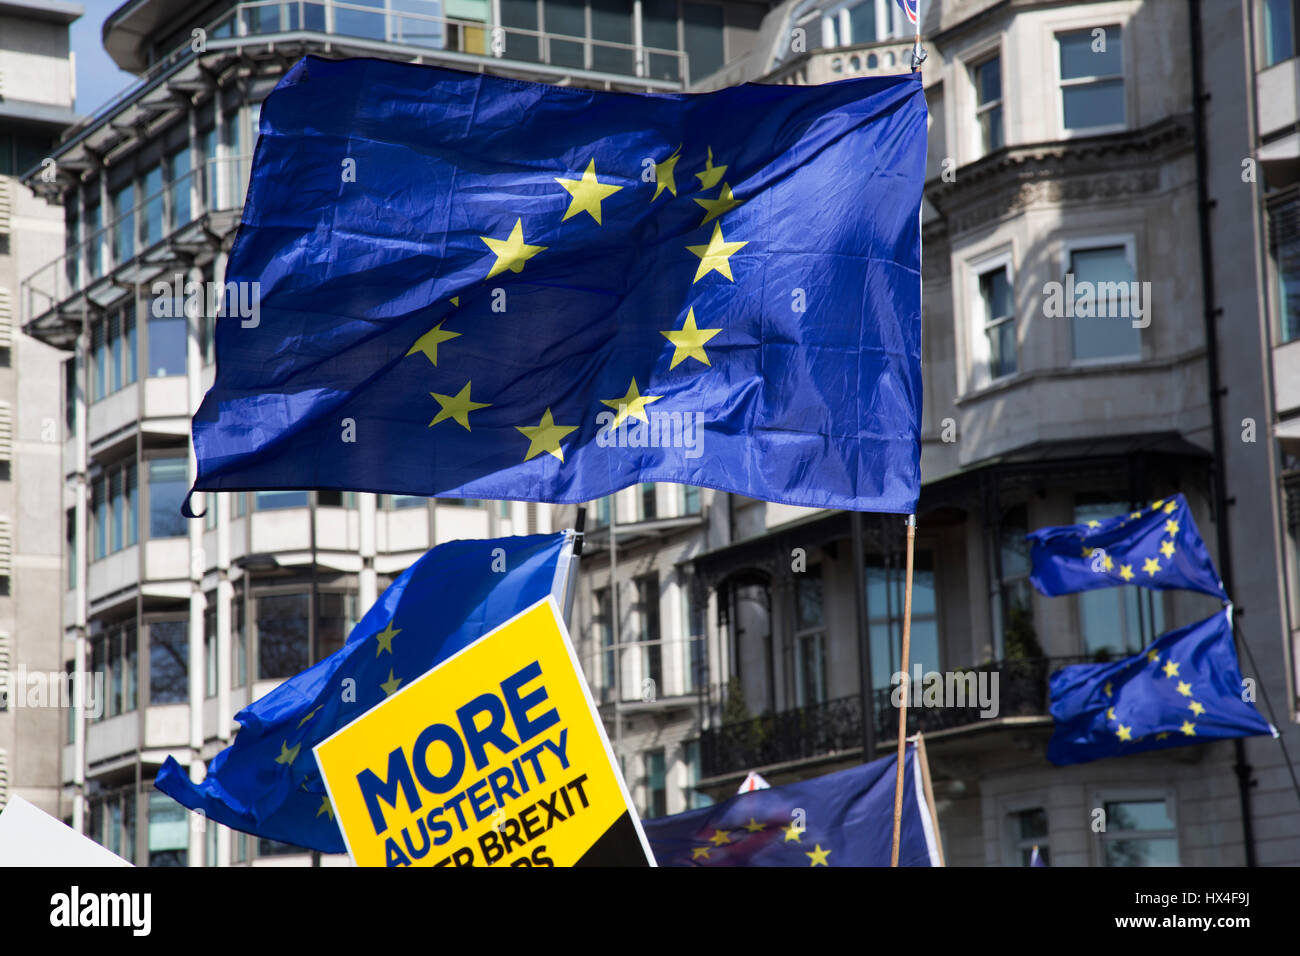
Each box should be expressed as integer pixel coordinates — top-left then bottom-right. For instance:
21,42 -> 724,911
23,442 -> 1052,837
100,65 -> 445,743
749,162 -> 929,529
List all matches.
359,493 -> 377,611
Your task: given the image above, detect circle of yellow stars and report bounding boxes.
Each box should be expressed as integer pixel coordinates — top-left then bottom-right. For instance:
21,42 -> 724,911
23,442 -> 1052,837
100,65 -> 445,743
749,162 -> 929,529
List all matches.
684,817 -> 831,865
400,143 -> 748,464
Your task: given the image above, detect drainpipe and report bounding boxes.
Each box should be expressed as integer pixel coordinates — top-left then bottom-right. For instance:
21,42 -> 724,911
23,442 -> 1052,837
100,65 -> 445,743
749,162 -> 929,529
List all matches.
1188,0 -> 1255,867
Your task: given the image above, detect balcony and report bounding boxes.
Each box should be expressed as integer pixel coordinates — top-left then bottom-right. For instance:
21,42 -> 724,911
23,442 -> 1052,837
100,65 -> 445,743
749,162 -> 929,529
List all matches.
698,655 -> 1092,780
694,37 -> 934,92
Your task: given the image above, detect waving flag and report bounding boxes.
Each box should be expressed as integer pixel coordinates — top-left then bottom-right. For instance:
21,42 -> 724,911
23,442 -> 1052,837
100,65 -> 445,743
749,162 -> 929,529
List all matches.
1047,608 -> 1274,766
187,55 -> 926,515
895,0 -> 920,26
642,744 -> 940,866
155,532 -> 574,853
1026,494 -> 1227,601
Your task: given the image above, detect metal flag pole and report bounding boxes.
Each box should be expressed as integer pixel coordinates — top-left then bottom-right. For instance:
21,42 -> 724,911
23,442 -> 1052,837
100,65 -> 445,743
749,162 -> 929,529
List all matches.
890,513 -> 917,866
910,0 -> 927,72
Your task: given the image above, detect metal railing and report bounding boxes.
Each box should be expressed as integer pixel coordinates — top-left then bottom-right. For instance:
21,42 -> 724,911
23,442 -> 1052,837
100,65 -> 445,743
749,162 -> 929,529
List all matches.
700,654 -> 1097,779
22,155 -> 250,324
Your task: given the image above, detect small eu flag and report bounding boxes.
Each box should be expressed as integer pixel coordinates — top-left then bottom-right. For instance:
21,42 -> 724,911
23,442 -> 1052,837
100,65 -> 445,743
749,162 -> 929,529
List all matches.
1026,494 -> 1226,601
1047,608 -> 1274,766
155,532 -> 573,853
188,55 -> 926,515
641,744 -> 939,866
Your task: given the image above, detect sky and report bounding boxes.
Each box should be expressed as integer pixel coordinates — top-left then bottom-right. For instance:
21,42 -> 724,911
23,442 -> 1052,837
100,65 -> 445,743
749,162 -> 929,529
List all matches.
69,0 -> 141,117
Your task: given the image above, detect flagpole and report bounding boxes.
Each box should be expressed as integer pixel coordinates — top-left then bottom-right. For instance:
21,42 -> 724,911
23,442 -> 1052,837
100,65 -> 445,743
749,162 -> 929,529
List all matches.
890,513 -> 917,866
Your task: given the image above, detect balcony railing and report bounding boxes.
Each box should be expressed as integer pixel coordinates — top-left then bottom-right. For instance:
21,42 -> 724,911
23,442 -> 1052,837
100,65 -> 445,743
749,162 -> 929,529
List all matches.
22,155 -> 250,325
699,655 -> 1095,779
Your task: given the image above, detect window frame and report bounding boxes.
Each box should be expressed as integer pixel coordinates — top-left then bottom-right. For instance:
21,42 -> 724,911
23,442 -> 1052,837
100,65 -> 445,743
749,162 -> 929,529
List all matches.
1054,24 -> 1127,138
1059,233 -> 1143,366
966,247 -> 1018,391
1093,790 -> 1180,867
971,51 -> 1004,158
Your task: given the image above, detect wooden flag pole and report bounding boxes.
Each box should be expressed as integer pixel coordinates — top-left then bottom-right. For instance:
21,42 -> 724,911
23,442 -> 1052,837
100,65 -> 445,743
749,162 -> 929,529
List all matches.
890,514 -> 917,866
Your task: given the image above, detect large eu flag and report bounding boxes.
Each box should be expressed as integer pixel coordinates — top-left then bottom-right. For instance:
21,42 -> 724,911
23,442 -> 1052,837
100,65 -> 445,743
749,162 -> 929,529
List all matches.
188,56 -> 926,514
155,532 -> 573,853
1047,608 -> 1274,766
1026,494 -> 1227,600
642,744 -> 940,866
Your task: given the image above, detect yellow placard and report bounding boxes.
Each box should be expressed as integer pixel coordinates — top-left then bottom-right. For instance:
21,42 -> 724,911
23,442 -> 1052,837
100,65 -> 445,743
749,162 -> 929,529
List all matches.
313,598 -> 654,867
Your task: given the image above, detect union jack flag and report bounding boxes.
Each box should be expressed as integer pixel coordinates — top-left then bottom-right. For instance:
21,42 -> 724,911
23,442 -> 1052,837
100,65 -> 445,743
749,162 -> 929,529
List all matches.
895,0 -> 919,25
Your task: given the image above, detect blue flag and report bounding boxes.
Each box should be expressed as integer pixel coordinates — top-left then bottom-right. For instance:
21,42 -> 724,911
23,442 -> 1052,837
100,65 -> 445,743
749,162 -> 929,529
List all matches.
1026,494 -> 1226,600
155,532 -> 573,853
642,744 -> 939,866
1047,608 -> 1274,766
188,55 -> 926,515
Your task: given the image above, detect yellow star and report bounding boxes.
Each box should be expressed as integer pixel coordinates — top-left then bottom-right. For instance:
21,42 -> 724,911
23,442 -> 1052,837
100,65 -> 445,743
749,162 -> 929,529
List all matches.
1156,732 -> 1169,740
782,823 -> 803,843
661,308 -> 722,370
1176,680 -> 1192,697
1107,707 -> 1116,720
1082,546 -> 1095,557
691,846 -> 710,860
1181,720 -> 1196,736
651,147 -> 680,201
1116,724 -> 1132,742
1119,563 -> 1134,581
1163,660 -> 1180,679
380,668 -> 402,697
374,619 -> 401,657
695,146 -> 727,190
405,321 -> 460,366
429,380 -> 491,431
450,296 -> 459,306
516,407 -> 578,462
296,704 -> 323,729
1104,682 -> 1113,697
1130,511 -> 1142,519
1152,499 -> 1165,510
1164,501 -> 1177,514
1087,520 -> 1101,529
554,158 -> 622,225
707,829 -> 732,847
1160,539 -> 1176,559
480,219 -> 546,279
1189,700 -> 1206,716
1103,554 -> 1114,571
694,182 -> 742,225
743,818 -> 765,832
600,378 -> 662,429
1143,557 -> 1161,576
806,844 -> 831,866
687,222 -> 747,283
317,796 -> 334,820
1147,649 -> 1160,664
1165,519 -> 1180,536
275,740 -> 300,766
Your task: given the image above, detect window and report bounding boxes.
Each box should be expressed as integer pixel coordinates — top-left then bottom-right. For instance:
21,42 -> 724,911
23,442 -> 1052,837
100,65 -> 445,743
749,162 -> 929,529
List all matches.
233,589 -> 247,688
977,261 -> 1016,382
65,660 -> 75,744
684,740 -> 714,810
1271,197 -> 1300,344
149,619 -> 189,705
90,306 -> 137,401
794,567 -> 827,706
642,0 -> 681,80
148,311 -> 186,377
257,592 -> 309,680
1100,797 -> 1178,866
999,503 -> 1037,657
1074,499 -> 1164,659
683,2 -> 725,83
141,165 -> 164,248
204,602 -> 217,699
148,458 -> 188,538
65,509 -> 76,590
1265,0 -> 1298,67
1010,807 -> 1049,866
91,461 -> 138,559
592,496 -> 611,528
682,485 -> 701,516
317,491 -> 357,508
148,791 -> 187,866
318,591 -> 360,660
92,622 -> 137,720
86,202 -> 102,279
66,205 -> 81,291
591,0 -> 634,75
1068,242 -> 1141,361
634,574 -> 662,694
255,490 -> 308,510
973,55 -> 1003,155
167,147 -> 192,228
867,550 -> 939,690
594,586 -> 615,695
644,749 -> 667,818
500,0 -> 540,62
205,819 -> 219,867
385,494 -> 426,509
110,182 -> 134,266
88,790 -> 135,863
639,483 -> 657,521
64,357 -> 76,435
1058,26 -> 1124,131
822,0 -> 889,49
680,572 -> 705,693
